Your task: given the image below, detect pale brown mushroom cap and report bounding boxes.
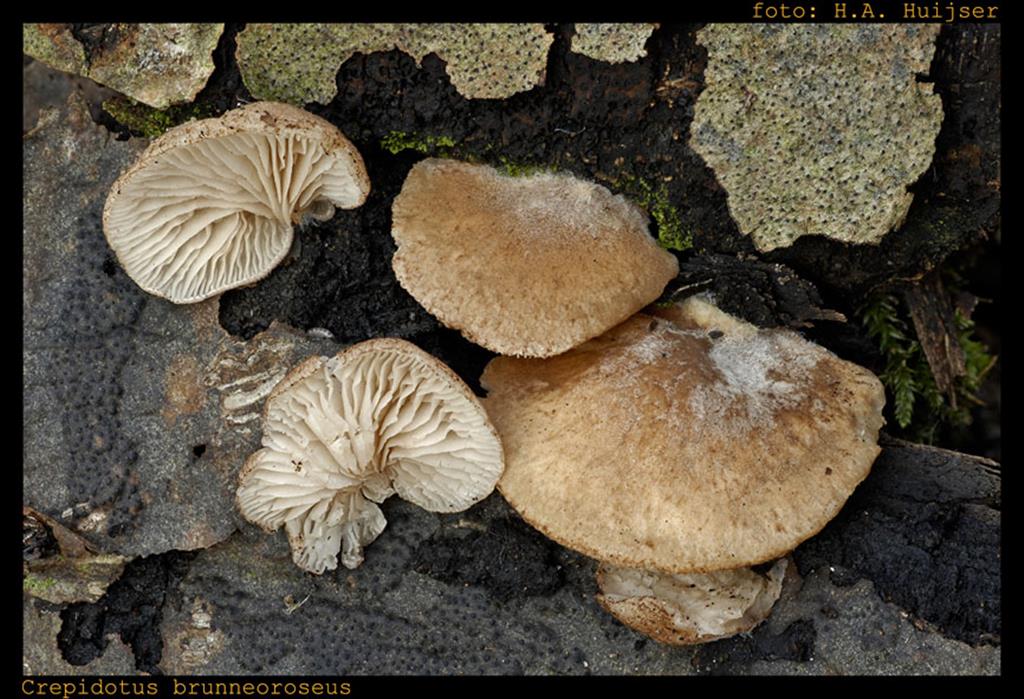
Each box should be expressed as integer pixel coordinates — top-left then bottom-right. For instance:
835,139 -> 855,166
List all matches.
482,296 -> 885,574
237,338 -> 504,574
103,101 -> 370,304
596,558 -> 789,645
391,158 -> 679,357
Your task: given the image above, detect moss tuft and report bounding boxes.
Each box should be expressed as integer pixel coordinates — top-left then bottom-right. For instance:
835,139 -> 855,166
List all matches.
102,96 -> 215,138
616,175 -> 691,252
380,130 -> 456,156
380,137 -> 557,179
494,155 -> 553,178
859,292 -> 996,441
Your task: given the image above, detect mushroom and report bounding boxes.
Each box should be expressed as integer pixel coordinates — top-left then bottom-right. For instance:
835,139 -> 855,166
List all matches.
103,101 -> 370,303
483,295 -> 885,573
390,158 -> 679,358
237,338 -> 504,573
481,296 -> 884,641
596,559 -> 790,645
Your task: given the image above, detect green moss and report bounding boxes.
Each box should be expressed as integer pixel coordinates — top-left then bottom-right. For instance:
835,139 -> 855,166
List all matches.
858,291 -> 996,442
952,308 -> 998,413
102,96 -> 215,138
380,130 -> 456,156
616,175 -> 691,252
379,136 -> 557,179
23,574 -> 57,595
494,155 -> 554,178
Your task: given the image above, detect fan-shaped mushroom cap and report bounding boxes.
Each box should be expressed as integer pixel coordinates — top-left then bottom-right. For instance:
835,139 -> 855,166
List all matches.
103,101 -> 370,303
391,159 -> 679,357
596,559 -> 789,645
237,338 -> 504,573
482,296 -> 885,574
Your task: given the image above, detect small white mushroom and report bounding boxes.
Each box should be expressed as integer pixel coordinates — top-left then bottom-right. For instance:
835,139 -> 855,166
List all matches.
103,101 -> 370,303
237,339 -> 504,573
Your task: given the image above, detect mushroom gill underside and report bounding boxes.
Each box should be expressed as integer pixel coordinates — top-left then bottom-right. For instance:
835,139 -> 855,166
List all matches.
104,131 -> 356,304
237,343 -> 503,573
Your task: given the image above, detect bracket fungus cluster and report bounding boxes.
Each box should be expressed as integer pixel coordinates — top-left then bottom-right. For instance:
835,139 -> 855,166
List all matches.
391,158 -> 679,358
482,296 -> 886,643
103,101 -> 370,303
236,338 -> 504,573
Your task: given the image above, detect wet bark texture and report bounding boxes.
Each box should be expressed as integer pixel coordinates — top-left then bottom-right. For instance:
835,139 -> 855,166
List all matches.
794,437 -> 1000,646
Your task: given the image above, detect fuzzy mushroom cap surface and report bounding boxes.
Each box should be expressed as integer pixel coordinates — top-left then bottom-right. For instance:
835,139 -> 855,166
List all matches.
597,558 -> 789,645
482,296 -> 885,573
103,101 -> 370,303
391,158 -> 679,357
237,338 -> 504,574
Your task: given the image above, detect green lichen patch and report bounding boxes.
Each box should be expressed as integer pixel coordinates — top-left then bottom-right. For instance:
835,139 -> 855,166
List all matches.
23,24 -> 85,74
571,24 -> 657,63
24,23 -> 223,109
235,24 -> 366,106
402,24 -> 553,101
102,96 -> 215,138
691,25 -> 944,252
236,24 -> 553,105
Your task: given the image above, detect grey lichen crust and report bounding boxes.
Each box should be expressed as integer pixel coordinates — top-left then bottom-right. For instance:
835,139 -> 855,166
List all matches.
24,90 -> 345,557
571,24 -> 657,63
236,24 -> 553,104
23,24 -> 223,109
690,24 -> 944,252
